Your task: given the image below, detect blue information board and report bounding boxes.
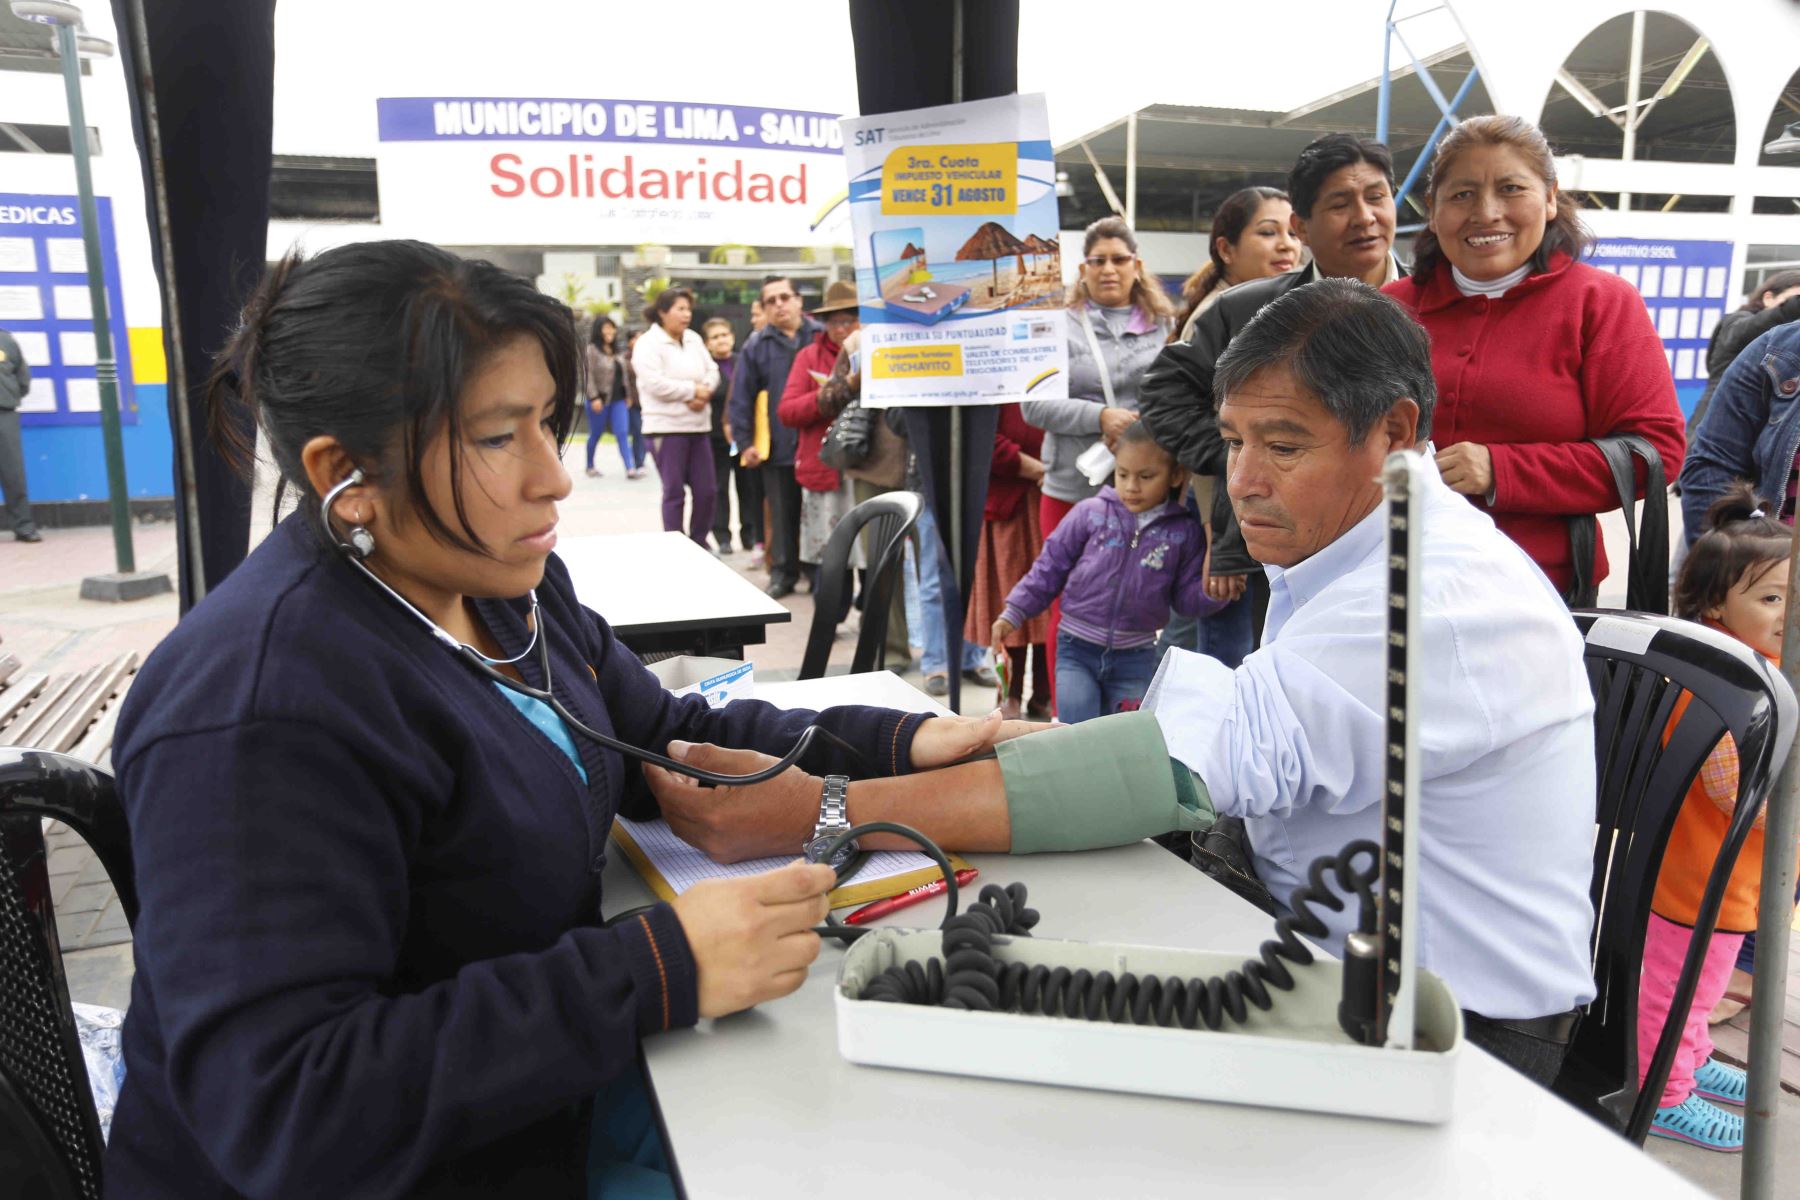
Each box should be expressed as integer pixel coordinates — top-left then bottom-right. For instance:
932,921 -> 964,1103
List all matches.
0,192 -> 136,428
1585,237 -> 1733,417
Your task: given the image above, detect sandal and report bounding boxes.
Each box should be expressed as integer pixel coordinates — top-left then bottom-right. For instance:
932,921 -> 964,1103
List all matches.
1693,1058 -> 1747,1106
1648,1094 -> 1743,1152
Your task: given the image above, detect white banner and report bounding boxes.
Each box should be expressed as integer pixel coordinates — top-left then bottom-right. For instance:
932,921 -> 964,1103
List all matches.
375,97 -> 851,247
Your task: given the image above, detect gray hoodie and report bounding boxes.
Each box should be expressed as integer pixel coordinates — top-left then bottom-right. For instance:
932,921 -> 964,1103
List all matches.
1022,303 -> 1171,504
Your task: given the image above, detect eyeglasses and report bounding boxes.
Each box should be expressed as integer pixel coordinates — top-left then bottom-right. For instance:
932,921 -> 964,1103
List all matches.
824,312 -> 859,326
764,292 -> 798,304
1084,254 -> 1135,269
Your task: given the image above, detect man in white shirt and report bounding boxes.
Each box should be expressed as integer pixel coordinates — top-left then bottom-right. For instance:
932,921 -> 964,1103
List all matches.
649,279 -> 1599,1086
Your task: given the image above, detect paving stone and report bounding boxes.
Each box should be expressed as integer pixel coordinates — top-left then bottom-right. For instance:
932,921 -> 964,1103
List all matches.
45,843 -> 86,873
55,880 -> 115,916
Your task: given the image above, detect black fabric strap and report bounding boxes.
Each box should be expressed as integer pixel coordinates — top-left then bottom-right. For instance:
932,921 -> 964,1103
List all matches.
1561,435 -> 1668,614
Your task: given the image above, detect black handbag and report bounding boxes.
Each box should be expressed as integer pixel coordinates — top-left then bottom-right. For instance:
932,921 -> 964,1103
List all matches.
1562,434 -> 1669,613
818,401 -> 876,471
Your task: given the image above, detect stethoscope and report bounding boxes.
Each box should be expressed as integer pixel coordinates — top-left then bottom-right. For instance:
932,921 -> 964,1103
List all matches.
318,470 -> 961,941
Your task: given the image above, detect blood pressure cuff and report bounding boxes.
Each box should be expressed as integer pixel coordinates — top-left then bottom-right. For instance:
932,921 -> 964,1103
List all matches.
995,712 -> 1215,854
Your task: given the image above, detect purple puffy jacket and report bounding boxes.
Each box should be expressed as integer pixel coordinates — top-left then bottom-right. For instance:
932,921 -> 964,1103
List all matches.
999,487 -> 1222,648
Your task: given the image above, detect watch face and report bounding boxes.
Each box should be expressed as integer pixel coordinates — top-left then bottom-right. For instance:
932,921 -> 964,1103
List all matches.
806,834 -> 856,870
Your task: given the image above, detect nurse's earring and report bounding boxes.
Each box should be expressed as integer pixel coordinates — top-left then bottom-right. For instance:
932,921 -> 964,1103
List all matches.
345,517 -> 375,560
319,467 -> 376,560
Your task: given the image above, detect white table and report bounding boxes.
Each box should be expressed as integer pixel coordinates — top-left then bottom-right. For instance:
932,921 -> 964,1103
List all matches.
603,672 -> 1705,1199
558,531 -> 789,660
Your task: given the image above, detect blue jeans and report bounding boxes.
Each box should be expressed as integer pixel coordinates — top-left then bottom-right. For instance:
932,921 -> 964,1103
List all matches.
1055,631 -> 1157,724
915,501 -> 986,677
1157,592 -> 1254,671
628,405 -> 646,467
588,399 -> 636,472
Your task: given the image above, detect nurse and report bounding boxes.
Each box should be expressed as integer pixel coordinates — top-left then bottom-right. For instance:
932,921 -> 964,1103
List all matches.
105,240 -> 1024,1197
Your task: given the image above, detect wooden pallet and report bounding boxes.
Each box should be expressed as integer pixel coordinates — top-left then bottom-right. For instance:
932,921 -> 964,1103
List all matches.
0,651 -> 138,769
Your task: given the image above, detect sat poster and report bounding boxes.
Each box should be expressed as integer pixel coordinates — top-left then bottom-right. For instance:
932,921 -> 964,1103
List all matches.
841,93 -> 1067,407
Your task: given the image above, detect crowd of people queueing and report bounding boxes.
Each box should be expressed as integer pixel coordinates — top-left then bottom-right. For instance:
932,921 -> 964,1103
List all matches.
589,113 -> 1793,1153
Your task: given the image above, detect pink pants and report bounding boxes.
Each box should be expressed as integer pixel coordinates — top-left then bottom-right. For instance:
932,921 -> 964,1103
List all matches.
1636,912 -> 1746,1107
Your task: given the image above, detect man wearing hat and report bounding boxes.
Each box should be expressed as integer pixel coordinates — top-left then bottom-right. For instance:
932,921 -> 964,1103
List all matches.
777,280 -> 865,604
732,275 -> 823,598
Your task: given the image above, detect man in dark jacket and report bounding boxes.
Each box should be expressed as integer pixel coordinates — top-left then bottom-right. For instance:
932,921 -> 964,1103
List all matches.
1139,133 -> 1402,660
731,275 -> 821,597
703,317 -> 761,554
0,324 -> 40,542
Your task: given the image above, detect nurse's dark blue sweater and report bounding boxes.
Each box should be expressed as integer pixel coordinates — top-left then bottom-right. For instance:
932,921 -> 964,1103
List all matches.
104,515 -> 927,1198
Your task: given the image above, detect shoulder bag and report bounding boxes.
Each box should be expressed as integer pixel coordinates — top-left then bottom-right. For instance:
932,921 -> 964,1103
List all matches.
1562,434 -> 1668,613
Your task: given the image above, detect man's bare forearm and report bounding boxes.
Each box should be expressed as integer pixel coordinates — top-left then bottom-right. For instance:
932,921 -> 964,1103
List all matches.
846,758 -> 1012,852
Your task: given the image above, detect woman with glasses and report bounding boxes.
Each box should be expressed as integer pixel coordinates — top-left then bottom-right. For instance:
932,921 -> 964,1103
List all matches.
1020,216 -> 1173,710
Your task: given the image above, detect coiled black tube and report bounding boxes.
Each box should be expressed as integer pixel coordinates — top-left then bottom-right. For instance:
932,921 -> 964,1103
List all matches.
860,841 -> 1380,1033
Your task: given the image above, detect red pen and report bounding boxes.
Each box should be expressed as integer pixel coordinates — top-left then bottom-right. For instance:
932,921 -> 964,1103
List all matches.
844,868 -> 979,925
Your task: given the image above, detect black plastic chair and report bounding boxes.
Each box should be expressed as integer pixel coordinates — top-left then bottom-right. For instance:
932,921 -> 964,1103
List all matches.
1553,611 -> 1794,1144
798,491 -> 922,681
1,749 -> 137,1200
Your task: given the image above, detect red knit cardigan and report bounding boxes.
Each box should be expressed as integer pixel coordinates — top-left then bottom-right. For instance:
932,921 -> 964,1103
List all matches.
1383,253 -> 1685,591
777,331 -> 844,493
984,402 -> 1045,522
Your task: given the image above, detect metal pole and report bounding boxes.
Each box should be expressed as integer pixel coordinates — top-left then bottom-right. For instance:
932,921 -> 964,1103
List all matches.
121,0 -> 206,602
1394,69 -> 1479,214
1376,2 -> 1396,145
1620,9 -> 1644,211
1125,112 -> 1137,228
1743,538 -> 1800,1195
948,0 -> 965,610
56,21 -> 133,575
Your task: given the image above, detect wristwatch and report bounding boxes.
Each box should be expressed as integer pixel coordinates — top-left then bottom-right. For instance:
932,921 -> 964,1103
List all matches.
803,774 -> 856,869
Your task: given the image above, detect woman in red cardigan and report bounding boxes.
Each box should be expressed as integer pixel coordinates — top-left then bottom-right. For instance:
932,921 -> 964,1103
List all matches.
1383,115 -> 1685,596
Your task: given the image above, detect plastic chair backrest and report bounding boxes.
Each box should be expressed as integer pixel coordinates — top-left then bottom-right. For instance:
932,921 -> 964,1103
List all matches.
0,749 -> 137,1200
1555,612 -> 1794,1142
799,491 -> 923,681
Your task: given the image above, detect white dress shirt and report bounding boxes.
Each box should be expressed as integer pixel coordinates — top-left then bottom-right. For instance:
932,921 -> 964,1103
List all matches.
1144,461 -> 1597,1019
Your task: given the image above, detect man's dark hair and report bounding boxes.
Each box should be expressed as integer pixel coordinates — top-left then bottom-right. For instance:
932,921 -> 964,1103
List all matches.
760,274 -> 797,299
1214,278 -> 1435,444
1286,133 -> 1395,219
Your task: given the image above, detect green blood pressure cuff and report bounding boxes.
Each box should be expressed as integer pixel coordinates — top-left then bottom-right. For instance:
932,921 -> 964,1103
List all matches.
995,712 -> 1216,854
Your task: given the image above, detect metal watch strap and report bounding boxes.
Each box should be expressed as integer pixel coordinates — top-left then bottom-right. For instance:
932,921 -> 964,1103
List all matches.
814,774 -> 851,838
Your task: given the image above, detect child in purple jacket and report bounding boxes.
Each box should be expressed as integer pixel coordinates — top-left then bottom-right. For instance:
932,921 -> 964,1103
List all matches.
992,422 -> 1222,723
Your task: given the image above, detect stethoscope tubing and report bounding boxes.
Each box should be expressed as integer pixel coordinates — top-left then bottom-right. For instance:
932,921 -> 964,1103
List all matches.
320,471 -> 968,934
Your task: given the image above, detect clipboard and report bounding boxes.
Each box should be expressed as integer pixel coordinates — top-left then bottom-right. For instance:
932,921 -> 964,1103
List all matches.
611,817 -> 973,909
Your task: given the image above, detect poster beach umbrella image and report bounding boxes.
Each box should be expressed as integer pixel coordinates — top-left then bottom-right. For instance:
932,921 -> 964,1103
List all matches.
1021,233 -> 1057,275
955,220 -> 1028,292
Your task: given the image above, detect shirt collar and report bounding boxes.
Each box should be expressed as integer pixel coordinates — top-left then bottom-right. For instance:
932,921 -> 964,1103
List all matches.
1263,495 -> 1386,636
1295,253 -> 1401,288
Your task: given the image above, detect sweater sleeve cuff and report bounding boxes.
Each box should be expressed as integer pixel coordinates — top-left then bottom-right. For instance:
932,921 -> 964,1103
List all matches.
1485,443 -> 1511,509
997,712 -> 1214,853
999,604 -> 1028,630
617,904 -> 699,1036
874,708 -> 930,776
